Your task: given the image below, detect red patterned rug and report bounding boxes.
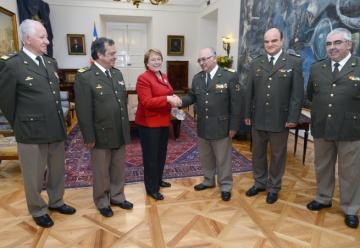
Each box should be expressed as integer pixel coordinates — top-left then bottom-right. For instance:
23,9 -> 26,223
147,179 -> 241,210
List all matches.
64,114 -> 252,188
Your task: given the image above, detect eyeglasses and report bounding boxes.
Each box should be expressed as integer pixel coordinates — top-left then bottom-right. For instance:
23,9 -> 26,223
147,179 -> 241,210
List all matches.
197,56 -> 213,64
326,40 -> 346,47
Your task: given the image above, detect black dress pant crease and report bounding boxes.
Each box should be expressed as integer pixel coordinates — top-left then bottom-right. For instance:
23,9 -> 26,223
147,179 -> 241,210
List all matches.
138,126 -> 169,194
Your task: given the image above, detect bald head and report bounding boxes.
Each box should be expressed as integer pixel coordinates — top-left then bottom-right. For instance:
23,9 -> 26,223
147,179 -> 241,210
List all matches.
264,28 -> 283,56
197,47 -> 217,73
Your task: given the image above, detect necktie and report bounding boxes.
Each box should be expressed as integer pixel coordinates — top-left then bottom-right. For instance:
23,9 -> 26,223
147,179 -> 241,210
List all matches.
333,62 -> 340,78
36,56 -> 47,74
269,56 -> 274,66
206,73 -> 211,85
105,70 -> 111,79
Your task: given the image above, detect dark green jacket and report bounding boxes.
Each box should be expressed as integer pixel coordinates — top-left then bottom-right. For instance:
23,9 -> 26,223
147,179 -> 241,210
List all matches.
0,51 -> 66,143
307,56 -> 360,141
181,67 -> 242,140
244,52 -> 304,132
74,64 -> 130,149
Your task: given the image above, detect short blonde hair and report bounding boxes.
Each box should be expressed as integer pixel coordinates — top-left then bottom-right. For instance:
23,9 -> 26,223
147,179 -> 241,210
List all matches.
144,49 -> 163,69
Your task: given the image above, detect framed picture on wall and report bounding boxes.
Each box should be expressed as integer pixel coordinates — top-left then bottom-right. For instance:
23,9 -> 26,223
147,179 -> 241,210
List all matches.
167,35 -> 184,56
0,6 -> 19,56
67,34 -> 86,55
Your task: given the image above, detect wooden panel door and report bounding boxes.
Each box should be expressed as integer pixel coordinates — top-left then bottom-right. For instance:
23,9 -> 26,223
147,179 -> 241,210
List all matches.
166,61 -> 188,93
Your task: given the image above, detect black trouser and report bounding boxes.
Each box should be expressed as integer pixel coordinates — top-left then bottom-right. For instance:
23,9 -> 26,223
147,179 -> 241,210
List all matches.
138,126 -> 169,194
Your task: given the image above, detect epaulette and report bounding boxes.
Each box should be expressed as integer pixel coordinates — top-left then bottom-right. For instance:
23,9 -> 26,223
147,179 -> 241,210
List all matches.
224,67 -> 236,73
1,52 -> 17,61
288,50 -> 301,57
250,54 -> 262,60
78,67 -> 90,73
312,58 -> 326,65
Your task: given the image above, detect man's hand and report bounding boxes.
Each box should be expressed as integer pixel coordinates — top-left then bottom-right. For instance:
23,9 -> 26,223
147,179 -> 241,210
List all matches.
86,142 -> 95,149
285,122 -> 297,128
167,95 -> 182,107
229,130 -> 237,138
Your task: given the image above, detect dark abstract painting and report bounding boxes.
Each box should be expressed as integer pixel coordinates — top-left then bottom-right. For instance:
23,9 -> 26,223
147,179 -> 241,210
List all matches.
237,0 -> 360,87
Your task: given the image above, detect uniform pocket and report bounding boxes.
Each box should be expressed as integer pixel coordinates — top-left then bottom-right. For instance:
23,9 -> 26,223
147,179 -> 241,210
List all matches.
19,114 -> 45,138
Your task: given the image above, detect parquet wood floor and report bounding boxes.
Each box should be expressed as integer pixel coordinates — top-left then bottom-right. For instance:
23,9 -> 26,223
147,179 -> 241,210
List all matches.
0,134 -> 359,247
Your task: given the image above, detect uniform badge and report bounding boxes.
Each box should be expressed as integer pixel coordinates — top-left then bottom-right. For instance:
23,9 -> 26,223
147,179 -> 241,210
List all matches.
1,55 -> 9,60
96,84 -> 103,89
118,81 -> 125,85
25,76 -> 33,81
24,60 -> 28,64
47,60 -> 51,64
322,64 -> 326,68
235,84 -> 241,92
349,75 -> 360,81
351,63 -> 356,67
95,72 -> 100,75
54,72 -> 59,78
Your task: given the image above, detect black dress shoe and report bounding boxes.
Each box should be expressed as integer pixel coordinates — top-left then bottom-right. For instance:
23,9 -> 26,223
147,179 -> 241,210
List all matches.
245,185 -> 266,197
266,192 -> 278,204
194,183 -> 215,191
48,204 -> 76,215
344,215 -> 359,228
306,200 -> 332,211
159,181 -> 171,187
111,200 -> 133,210
98,207 -> 113,217
148,192 -> 164,200
221,191 -> 231,201
33,214 -> 54,228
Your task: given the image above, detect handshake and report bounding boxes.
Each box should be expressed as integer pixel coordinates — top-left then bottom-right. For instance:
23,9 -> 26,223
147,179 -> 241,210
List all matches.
166,94 -> 182,107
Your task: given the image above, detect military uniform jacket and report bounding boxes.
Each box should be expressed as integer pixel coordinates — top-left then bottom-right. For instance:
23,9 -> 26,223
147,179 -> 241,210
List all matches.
0,51 -> 66,143
74,64 -> 130,149
244,52 -> 304,132
181,67 -> 242,140
307,56 -> 360,141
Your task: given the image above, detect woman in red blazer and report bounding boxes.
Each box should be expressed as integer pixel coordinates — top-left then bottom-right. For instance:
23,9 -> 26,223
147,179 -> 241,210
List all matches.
135,49 -> 181,200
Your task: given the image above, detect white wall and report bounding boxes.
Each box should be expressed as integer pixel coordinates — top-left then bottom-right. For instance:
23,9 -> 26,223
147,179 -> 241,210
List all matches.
199,0 -> 241,69
47,0 -> 199,82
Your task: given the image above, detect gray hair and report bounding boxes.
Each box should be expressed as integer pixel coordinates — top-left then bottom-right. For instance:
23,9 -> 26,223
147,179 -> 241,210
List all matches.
19,19 -> 40,43
327,28 -> 352,41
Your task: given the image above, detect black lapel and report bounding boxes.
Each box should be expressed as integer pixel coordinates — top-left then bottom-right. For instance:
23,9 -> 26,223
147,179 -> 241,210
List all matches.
270,52 -> 286,76
334,56 -> 357,82
92,64 -> 113,87
20,51 -> 48,78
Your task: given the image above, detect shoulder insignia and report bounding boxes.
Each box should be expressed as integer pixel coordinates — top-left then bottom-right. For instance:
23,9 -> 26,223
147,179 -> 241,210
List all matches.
287,49 -> 301,57
250,54 -> 262,60
78,67 -> 90,73
224,68 -> 235,73
1,52 -> 17,61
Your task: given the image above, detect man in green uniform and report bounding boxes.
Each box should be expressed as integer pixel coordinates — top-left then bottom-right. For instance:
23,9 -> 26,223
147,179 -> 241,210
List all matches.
0,19 -> 76,228
181,47 -> 242,201
306,28 -> 360,229
244,28 -> 304,204
74,37 -> 133,218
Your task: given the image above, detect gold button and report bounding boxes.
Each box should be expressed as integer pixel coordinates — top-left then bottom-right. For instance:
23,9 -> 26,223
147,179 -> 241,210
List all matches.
328,114 -> 332,118
118,99 -> 121,102
332,84 -> 336,87
269,77 -> 272,81
328,104 -> 332,107
115,91 -> 118,94
206,116 -> 208,119
267,85 -> 271,88
52,91 -> 56,94
205,108 -> 208,111
49,82 -> 52,85
56,101 -> 59,104
265,102 -> 269,106
266,94 -> 270,97
205,101 -> 208,104
206,93 -> 209,95
330,93 -> 334,97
